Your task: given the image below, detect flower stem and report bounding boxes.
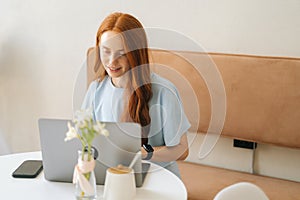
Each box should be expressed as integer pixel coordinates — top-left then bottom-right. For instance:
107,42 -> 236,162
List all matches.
87,144 -> 92,161
81,146 -> 85,161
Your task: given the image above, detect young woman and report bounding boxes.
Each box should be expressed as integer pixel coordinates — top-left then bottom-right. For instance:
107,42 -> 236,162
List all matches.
82,12 -> 190,177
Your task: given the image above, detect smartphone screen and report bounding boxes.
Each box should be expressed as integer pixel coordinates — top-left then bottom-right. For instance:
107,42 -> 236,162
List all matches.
12,160 -> 43,178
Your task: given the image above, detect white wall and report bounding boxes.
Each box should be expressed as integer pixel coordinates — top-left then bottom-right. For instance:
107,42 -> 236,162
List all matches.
0,0 -> 300,154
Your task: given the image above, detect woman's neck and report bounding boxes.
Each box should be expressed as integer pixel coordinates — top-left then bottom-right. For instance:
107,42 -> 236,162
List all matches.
111,76 -> 128,88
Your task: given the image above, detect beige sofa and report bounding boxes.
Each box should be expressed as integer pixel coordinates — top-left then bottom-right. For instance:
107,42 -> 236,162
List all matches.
150,50 -> 300,200
87,48 -> 300,200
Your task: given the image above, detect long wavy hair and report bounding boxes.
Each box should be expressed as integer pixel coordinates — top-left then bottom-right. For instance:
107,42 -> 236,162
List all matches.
94,12 -> 152,145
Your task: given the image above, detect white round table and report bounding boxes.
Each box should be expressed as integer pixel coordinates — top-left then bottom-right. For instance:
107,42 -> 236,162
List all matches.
1,151 -> 187,199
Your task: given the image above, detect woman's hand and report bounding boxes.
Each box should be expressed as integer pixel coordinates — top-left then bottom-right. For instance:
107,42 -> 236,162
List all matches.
141,133 -> 189,162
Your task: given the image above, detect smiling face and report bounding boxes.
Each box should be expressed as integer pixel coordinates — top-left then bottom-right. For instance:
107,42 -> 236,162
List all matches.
100,31 -> 130,86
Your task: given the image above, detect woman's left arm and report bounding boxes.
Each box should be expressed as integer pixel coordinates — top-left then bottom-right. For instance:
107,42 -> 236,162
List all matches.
141,133 -> 189,162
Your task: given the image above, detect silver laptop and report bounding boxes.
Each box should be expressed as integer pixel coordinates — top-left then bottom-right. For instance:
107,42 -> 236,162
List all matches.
38,118 -> 150,187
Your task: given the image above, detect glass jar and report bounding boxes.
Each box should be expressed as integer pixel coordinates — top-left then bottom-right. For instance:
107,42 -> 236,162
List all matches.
74,150 -> 97,200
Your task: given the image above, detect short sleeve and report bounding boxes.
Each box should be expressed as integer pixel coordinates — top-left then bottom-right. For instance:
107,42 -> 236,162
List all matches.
81,81 -> 98,110
160,86 -> 191,146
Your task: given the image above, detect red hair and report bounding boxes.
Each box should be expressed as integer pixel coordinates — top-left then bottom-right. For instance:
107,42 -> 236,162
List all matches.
94,12 -> 152,145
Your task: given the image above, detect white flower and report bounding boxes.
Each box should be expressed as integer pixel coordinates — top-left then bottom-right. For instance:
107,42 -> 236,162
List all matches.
65,108 -> 109,161
64,122 -> 78,141
101,129 -> 109,137
75,108 -> 93,122
93,121 -> 109,137
77,119 -> 88,129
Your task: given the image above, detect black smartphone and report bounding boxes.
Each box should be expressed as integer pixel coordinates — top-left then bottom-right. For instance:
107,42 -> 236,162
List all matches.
12,160 -> 43,178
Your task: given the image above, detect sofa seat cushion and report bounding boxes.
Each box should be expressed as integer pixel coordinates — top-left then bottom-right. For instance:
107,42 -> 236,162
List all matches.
177,161 -> 300,200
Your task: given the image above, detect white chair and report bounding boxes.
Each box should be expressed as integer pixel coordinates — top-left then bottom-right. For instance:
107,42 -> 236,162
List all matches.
214,182 -> 269,200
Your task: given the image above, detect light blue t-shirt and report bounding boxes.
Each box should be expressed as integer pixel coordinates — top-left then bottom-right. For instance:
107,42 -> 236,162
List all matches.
81,73 -> 190,177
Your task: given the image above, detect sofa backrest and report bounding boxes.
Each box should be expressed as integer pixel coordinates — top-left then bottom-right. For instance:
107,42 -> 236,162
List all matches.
86,47 -> 300,149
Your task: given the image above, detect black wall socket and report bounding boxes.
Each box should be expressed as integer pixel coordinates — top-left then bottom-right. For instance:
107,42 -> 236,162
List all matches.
233,139 -> 257,149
